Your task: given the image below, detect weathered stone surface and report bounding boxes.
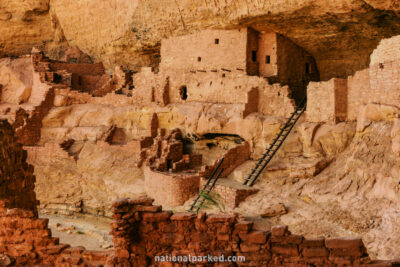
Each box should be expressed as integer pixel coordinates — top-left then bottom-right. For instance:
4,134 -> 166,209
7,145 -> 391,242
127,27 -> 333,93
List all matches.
260,203 -> 288,217
357,104 -> 399,132
2,0 -> 400,82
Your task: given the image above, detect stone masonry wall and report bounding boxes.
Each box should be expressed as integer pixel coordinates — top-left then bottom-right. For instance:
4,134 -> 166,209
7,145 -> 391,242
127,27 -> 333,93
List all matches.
369,59 -> 400,107
306,78 -> 347,124
0,120 -> 38,213
160,29 -> 249,73
133,69 -> 296,118
370,35 -> 400,66
0,119 -> 398,266
347,68 -> 371,121
144,167 -> 200,207
110,198 -> 397,267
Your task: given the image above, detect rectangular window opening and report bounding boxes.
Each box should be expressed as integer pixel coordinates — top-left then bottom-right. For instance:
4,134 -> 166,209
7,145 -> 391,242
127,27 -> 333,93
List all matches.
198,57 -> 202,62
251,50 -> 257,62
215,39 -> 219,44
266,55 -> 271,64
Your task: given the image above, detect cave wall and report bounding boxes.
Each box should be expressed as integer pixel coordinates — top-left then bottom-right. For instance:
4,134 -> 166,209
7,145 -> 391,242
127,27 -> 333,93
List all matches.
1,0 -> 400,81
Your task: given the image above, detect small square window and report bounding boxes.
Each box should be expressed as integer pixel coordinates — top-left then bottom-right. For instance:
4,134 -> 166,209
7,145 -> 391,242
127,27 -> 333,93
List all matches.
198,57 -> 202,62
215,39 -> 219,44
266,55 -> 271,64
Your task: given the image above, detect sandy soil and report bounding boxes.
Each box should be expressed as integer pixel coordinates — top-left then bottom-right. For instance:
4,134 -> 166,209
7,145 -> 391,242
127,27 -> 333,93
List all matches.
40,213 -> 113,251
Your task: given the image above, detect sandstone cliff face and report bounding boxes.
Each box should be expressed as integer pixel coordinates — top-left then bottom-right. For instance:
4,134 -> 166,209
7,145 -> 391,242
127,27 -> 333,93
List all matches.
1,0 -> 400,80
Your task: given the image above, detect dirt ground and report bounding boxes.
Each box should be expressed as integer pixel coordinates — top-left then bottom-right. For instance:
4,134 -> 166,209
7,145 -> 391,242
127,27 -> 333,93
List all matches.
40,213 -> 113,251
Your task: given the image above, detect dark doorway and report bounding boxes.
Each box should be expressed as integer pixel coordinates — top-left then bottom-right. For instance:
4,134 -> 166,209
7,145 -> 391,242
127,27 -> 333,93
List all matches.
179,86 -> 188,100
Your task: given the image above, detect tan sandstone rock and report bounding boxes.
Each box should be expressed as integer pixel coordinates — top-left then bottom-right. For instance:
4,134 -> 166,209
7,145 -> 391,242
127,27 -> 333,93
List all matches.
261,203 -> 288,217
357,103 -> 399,132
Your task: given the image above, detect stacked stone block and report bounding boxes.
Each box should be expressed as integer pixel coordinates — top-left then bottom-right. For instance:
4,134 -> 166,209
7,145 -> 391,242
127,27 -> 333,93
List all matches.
110,197 -> 397,266
139,128 -> 202,172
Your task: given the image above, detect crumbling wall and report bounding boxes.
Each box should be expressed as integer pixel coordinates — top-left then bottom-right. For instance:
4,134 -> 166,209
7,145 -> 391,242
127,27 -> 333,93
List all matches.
369,59 -> 400,107
0,120 -> 38,213
204,141 -> 251,178
110,198 -> 393,267
258,83 -> 295,118
370,35 -> 400,66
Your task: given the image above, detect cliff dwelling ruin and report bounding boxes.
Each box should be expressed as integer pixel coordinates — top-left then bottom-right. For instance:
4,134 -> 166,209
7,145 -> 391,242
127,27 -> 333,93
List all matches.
2,1 -> 400,266
161,27 -> 319,103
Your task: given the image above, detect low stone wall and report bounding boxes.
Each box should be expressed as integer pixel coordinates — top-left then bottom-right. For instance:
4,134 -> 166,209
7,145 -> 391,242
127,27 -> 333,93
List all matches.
199,178 -> 259,209
110,198 -> 396,266
144,167 -> 200,207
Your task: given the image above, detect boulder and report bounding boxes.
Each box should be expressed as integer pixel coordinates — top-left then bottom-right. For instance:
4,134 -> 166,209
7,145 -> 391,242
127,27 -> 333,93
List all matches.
260,203 -> 287,217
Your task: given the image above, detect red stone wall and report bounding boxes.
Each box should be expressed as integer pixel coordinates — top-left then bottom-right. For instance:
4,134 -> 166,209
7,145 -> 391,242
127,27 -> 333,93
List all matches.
0,120 -> 38,213
110,198 -> 396,267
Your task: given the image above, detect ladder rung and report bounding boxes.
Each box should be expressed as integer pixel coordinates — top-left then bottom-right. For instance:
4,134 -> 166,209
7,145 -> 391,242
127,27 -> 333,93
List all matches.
243,98 -> 306,187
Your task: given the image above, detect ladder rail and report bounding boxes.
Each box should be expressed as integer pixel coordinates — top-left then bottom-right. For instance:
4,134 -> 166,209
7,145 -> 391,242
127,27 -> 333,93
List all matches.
244,98 -> 306,186
193,167 -> 225,213
189,158 -> 224,212
248,106 -> 305,186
